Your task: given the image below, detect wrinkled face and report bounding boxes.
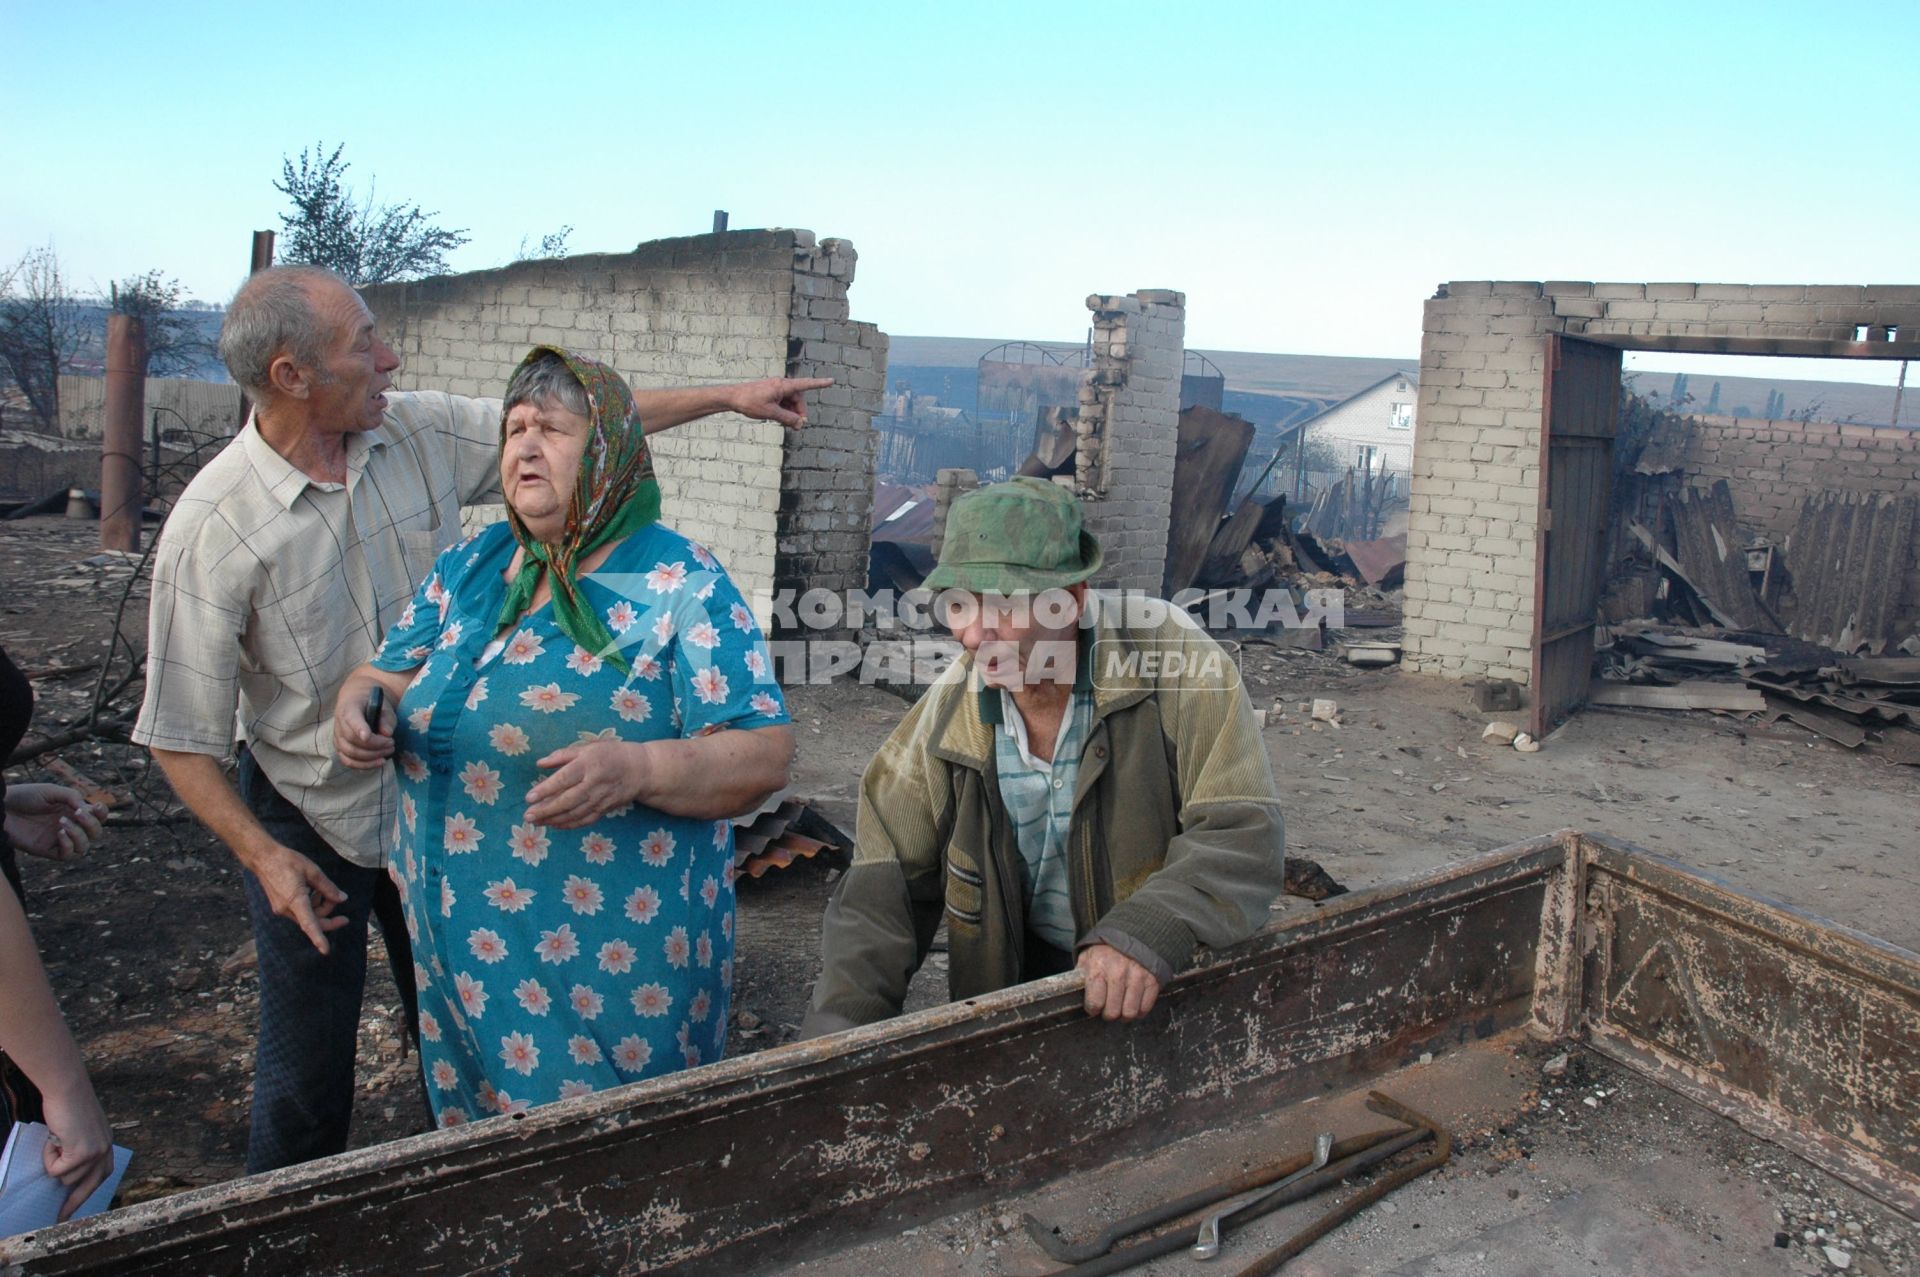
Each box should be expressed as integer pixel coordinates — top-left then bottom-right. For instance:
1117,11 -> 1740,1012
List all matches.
306,281 -> 400,433
502,399 -> 591,542
937,586 -> 1083,689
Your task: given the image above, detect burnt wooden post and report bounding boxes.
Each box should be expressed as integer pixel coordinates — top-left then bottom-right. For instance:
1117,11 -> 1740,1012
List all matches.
100,313 -> 148,551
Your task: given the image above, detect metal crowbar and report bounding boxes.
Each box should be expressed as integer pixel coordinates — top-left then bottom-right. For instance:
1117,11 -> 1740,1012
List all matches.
1192,1132 -> 1334,1259
1020,1125 -> 1408,1265
1041,1117 -> 1436,1277
1225,1090 -> 1453,1277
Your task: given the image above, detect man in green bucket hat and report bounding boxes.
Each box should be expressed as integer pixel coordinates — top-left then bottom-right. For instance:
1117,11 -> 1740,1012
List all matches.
802,477 -> 1286,1034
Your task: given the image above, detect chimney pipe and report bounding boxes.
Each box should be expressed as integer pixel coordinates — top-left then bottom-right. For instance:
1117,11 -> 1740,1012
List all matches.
101,313 -> 149,552
236,230 -> 276,430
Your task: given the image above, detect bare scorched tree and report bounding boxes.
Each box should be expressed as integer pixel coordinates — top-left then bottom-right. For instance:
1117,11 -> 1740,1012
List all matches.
0,246 -> 86,431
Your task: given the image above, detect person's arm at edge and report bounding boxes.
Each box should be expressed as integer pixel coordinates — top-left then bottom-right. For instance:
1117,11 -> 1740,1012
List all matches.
147,748 -> 349,954
418,376 -> 834,507
0,883 -> 113,1220
629,378 -> 833,432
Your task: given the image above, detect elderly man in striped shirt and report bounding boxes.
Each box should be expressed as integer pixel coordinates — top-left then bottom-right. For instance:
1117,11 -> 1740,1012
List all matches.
134,265 -> 826,1173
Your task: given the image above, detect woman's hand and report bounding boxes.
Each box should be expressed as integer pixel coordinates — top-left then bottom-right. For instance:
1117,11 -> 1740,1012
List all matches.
334,667 -> 400,769
40,1076 -> 114,1222
4,784 -> 106,862
526,740 -> 649,829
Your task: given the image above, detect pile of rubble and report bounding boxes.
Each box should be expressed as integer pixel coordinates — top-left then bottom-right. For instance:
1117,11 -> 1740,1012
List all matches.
1590,462 -> 1920,763
1588,622 -> 1920,764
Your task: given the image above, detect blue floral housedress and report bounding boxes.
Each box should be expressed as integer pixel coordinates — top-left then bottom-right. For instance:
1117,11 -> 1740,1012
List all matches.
372,519 -> 790,1125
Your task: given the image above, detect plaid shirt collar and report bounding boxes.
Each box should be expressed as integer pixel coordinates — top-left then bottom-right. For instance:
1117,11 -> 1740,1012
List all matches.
240,410 -> 392,510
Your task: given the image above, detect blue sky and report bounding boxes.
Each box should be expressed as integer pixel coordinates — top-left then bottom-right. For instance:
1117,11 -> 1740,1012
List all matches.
4,1 -> 1916,382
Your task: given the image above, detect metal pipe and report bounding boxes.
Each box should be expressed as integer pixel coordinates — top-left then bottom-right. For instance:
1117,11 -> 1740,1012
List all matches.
100,313 -> 148,552
1227,1091 -> 1453,1277
236,231 -> 275,432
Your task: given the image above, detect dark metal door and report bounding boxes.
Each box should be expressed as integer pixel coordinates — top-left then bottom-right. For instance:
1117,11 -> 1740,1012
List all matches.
1530,334 -> 1620,738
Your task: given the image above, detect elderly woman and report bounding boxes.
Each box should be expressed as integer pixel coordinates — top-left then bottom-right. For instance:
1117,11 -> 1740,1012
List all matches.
334,346 -> 792,1124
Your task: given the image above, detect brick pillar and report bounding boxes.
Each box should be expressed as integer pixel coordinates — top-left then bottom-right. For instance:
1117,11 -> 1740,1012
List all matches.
1075,289 -> 1184,596
775,234 -> 887,643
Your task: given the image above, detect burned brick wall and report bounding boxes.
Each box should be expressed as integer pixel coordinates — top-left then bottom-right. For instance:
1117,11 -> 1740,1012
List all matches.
775,238 -> 886,643
1074,290 -> 1184,595
1406,282 -> 1920,683
1651,412 -> 1920,637
1650,413 -> 1920,545
360,230 -> 885,626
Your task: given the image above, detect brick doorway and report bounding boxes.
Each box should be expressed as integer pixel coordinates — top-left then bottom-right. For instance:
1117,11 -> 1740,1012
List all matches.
1402,281 -> 1919,711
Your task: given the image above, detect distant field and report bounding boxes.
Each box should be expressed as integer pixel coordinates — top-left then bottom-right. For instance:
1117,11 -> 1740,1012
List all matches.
1622,368 -> 1913,427
887,335 -> 1417,403
887,335 -> 1914,427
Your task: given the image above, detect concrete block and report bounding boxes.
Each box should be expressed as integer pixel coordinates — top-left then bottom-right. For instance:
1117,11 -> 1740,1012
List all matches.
1551,297 -> 1605,319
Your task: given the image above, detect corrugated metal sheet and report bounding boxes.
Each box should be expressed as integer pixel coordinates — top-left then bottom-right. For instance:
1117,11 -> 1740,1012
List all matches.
1787,490 -> 1920,652
1665,481 -> 1776,631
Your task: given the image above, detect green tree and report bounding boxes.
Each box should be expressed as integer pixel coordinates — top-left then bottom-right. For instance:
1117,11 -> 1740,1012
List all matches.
109,270 -> 213,378
274,143 -> 470,285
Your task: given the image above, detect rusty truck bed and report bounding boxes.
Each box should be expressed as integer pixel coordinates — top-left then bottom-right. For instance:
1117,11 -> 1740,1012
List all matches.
2,830 -> 1915,1275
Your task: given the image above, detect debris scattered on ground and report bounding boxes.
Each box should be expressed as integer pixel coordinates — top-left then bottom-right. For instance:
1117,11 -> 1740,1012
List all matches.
1588,621 -> 1920,765
1344,641 -> 1400,667
1281,856 -> 1349,901
1467,678 -> 1523,713
730,796 -> 853,879
1481,722 -> 1520,746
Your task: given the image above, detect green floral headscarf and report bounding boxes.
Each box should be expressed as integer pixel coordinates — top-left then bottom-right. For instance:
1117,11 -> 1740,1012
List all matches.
496,345 -> 660,672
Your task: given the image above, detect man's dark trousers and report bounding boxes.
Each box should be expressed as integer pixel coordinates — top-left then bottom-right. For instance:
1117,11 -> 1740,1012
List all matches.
237,749 -> 419,1174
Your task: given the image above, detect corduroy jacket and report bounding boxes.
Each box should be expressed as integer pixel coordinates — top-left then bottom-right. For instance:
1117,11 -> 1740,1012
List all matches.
801,599 -> 1286,1036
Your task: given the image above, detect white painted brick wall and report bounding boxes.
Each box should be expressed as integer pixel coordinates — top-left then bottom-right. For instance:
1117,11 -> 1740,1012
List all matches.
361,231 -> 884,628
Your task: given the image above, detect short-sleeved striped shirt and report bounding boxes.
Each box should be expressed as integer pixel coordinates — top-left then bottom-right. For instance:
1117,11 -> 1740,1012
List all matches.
133,392 -> 503,867
993,685 -> 1093,951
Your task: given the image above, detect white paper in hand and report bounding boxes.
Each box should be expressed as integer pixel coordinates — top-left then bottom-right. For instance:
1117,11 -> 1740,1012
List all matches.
0,1122 -> 133,1239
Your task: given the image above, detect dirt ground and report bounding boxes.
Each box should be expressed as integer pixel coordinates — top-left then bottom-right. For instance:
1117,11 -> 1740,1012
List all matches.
3,512 -> 1917,1244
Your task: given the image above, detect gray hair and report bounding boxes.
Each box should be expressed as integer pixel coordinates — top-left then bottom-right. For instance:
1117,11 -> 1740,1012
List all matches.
503,351 -> 590,419
218,265 -> 346,398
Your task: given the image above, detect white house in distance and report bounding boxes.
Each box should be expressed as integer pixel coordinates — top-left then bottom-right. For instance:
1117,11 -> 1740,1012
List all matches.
1298,369 -> 1419,475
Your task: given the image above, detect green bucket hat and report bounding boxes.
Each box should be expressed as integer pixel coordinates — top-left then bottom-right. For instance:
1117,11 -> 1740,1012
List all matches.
922,477 -> 1104,594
